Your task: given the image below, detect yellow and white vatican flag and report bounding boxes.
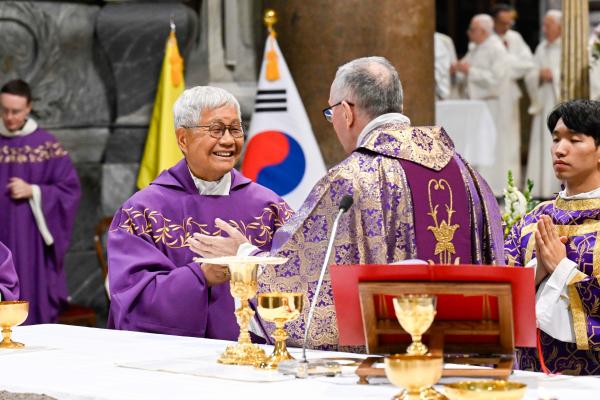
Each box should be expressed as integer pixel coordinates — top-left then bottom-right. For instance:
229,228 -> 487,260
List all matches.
137,26 -> 185,189
241,32 -> 326,210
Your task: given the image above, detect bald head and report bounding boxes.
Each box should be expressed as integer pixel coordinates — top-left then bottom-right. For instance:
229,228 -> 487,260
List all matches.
543,10 -> 562,43
469,14 -> 494,45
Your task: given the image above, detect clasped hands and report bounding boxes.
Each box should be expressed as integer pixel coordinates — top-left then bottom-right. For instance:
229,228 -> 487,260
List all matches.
534,215 -> 568,285
187,218 -> 250,287
6,177 -> 33,200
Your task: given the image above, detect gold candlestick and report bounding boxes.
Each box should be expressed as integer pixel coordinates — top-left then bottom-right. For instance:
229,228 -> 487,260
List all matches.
194,256 -> 287,366
0,301 -> 29,349
393,294 -> 436,355
256,292 -> 303,369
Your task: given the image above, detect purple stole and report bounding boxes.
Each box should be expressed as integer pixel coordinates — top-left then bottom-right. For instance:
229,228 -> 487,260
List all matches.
399,158 -> 472,264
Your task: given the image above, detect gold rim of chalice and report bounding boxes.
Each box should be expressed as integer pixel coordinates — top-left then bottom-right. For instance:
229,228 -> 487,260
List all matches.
442,380 -> 526,400
384,354 -> 446,400
0,301 -> 29,349
256,292 -> 303,369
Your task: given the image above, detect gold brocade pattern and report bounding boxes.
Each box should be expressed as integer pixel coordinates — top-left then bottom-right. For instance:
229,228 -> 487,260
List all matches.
114,201 -> 292,249
361,125 -> 454,171
0,141 -> 68,163
568,272 -> 590,350
262,152 -> 417,349
426,179 -> 460,264
555,197 -> 600,211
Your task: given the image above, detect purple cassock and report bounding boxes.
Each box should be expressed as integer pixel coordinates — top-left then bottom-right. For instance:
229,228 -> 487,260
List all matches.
107,159 -> 293,339
0,241 -> 19,301
0,128 -> 80,324
260,120 -> 505,351
506,198 -> 600,375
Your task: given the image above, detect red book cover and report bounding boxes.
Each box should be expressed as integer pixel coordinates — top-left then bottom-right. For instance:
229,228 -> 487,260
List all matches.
330,264 -> 536,348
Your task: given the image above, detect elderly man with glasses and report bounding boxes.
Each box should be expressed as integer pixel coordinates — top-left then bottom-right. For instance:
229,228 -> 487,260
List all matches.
190,57 -> 504,351
107,86 -> 293,339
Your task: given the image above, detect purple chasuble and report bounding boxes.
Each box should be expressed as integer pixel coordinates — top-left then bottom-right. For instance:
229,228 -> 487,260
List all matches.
0,241 -> 19,301
505,198 -> 600,375
108,159 -> 293,339
0,128 -> 80,324
263,123 -> 504,351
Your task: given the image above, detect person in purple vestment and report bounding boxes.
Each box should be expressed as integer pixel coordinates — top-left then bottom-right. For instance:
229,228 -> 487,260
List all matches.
190,57 -> 504,351
0,79 -> 80,324
107,86 -> 293,339
506,99 -> 600,375
0,240 -> 20,301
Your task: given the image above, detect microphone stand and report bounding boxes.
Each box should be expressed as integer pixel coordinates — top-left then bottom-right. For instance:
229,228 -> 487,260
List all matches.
279,195 -> 353,378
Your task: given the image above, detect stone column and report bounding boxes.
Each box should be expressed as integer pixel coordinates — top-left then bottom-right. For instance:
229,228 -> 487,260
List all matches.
263,0 -> 435,166
561,0 -> 590,100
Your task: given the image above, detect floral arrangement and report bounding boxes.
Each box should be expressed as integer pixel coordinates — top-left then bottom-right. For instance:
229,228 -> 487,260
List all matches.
501,171 -> 538,237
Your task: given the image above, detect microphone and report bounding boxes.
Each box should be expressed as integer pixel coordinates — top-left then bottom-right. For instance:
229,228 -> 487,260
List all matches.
301,194 -> 353,363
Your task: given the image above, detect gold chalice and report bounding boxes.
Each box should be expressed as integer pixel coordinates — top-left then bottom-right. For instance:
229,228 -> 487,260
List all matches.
393,294 -> 436,355
0,301 -> 29,349
442,380 -> 526,400
193,256 -> 287,366
384,354 -> 447,400
256,292 -> 303,369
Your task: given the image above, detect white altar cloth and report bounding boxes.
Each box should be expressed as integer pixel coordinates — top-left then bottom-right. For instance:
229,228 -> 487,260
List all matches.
0,324 -> 598,400
435,99 -> 497,168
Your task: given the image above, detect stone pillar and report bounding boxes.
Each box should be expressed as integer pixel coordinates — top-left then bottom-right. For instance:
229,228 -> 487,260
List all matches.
262,0 -> 435,166
561,0 -> 590,101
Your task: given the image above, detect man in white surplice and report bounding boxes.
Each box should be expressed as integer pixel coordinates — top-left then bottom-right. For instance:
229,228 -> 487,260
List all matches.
452,14 -> 512,195
434,32 -> 457,100
524,10 -> 563,199
494,4 -> 535,184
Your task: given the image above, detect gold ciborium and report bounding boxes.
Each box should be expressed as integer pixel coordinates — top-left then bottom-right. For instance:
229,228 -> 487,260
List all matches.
193,256 -> 287,366
442,380 -> 526,400
384,354 -> 447,400
256,292 -> 303,369
393,294 -> 436,355
0,301 -> 29,349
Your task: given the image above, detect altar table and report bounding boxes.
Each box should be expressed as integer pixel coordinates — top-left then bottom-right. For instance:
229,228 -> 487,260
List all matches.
0,325 -> 598,399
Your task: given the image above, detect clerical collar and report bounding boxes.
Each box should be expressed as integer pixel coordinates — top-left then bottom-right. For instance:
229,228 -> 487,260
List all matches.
188,169 -> 232,196
357,113 -> 411,148
0,118 -> 38,137
559,186 -> 600,200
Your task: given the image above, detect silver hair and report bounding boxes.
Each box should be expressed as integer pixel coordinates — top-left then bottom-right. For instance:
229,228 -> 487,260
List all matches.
473,14 -> 494,34
546,9 -> 562,25
330,56 -> 403,119
173,86 -> 241,128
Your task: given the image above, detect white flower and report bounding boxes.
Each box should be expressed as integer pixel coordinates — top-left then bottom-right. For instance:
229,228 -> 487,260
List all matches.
503,186 -> 527,220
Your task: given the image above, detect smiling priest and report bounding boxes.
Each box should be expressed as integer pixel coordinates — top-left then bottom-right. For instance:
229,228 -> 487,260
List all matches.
107,86 -> 293,339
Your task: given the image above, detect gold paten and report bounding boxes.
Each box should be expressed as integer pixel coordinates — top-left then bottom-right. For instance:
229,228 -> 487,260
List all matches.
0,301 -> 29,349
393,294 -> 436,355
442,380 -> 526,400
194,256 -> 287,366
384,354 -> 447,400
256,292 -> 303,369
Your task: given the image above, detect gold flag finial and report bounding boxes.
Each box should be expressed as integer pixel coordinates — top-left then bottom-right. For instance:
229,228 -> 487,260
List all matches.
263,9 -> 277,35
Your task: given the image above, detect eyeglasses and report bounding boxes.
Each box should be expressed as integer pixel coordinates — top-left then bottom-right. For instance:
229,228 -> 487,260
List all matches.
322,101 -> 354,123
182,121 -> 246,139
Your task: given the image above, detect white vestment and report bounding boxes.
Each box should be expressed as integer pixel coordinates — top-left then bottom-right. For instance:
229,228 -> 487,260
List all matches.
434,32 -> 457,100
524,39 -> 562,198
457,35 -> 513,195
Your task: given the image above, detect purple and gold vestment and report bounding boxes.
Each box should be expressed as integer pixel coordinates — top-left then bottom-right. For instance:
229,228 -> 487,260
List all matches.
108,159 -> 293,339
506,198 -> 600,375
0,128 -> 80,323
0,241 -> 19,301
262,122 -> 504,350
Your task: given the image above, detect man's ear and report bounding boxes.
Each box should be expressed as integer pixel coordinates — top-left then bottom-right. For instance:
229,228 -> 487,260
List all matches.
342,101 -> 354,128
175,127 -> 188,154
